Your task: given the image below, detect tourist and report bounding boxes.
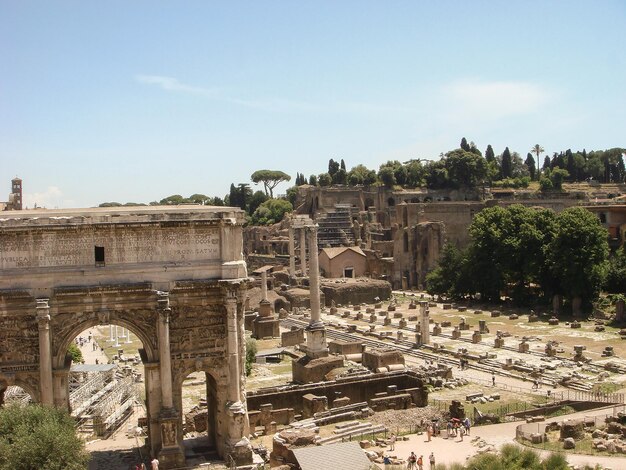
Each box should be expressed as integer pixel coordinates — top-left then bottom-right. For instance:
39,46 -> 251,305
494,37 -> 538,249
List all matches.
532,379 -> 539,390
426,424 -> 432,442
429,452 -> 435,469
150,457 -> 159,470
389,433 -> 396,451
407,451 -> 417,469
417,454 -> 423,470
491,373 -> 495,386
463,417 -> 471,435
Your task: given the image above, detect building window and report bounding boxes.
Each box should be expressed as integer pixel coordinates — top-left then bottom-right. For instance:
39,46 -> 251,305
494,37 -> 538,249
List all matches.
95,246 -> 105,267
599,213 -> 607,224
403,232 -> 409,252
344,267 -> 354,278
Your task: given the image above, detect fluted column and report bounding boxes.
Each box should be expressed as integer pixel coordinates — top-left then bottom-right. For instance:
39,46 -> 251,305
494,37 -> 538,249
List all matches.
225,298 -> 242,405
157,292 -> 173,409
36,299 -> 54,405
288,227 -> 296,277
299,228 -> 307,276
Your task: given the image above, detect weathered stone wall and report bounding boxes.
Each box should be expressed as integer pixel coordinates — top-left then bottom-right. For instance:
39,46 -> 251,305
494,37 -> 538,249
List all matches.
320,279 -> 391,306
247,371 -> 428,414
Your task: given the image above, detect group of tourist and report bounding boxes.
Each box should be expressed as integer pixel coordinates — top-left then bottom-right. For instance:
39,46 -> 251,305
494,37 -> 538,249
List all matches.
446,417 -> 471,440
405,451 -> 435,469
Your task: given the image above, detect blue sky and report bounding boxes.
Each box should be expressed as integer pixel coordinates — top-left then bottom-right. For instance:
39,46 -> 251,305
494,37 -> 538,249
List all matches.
1,1 -> 625,208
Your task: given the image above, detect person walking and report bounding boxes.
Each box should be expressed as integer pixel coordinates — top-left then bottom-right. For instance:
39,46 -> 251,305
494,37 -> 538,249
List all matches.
426,424 -> 432,442
407,451 -> 417,469
150,457 -> 159,470
491,373 -> 495,386
417,454 -> 424,470
429,452 -> 435,470
463,417 -> 472,436
389,433 -> 396,451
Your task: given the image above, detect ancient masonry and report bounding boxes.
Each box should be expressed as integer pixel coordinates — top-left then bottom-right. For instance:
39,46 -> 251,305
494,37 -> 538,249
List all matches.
0,206 -> 253,468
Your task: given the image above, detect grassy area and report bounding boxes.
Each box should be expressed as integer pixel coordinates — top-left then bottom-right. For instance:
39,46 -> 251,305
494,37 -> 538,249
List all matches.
592,382 -> 623,394
522,430 -> 613,456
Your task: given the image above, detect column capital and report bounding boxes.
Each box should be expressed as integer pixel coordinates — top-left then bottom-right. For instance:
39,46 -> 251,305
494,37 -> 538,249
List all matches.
36,298 -> 50,326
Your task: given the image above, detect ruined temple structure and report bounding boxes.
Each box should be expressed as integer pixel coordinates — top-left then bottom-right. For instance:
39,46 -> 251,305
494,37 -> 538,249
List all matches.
0,206 -> 253,468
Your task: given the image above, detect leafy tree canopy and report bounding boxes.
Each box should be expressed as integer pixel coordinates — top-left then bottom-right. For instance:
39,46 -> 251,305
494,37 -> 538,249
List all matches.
250,199 -> 293,225
250,170 -> 291,198
0,405 -> 90,470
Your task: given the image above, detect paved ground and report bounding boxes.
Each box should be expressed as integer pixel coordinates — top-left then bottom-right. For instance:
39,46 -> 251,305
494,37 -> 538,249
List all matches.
382,405 -> 626,468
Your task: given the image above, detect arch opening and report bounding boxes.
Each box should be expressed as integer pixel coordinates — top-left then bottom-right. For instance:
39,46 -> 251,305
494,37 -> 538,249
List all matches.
65,325 -> 149,447
179,370 -> 219,462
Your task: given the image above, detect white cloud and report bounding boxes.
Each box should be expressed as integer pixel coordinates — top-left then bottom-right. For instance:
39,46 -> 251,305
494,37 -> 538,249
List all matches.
441,79 -> 550,121
135,75 -> 220,98
22,186 -> 75,209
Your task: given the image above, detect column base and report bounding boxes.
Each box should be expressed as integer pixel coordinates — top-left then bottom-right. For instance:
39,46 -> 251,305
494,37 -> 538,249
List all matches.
225,437 -> 253,467
302,323 -> 328,359
157,409 -> 185,469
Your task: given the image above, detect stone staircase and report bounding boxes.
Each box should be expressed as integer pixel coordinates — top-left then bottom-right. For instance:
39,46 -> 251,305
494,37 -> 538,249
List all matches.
316,205 -> 356,247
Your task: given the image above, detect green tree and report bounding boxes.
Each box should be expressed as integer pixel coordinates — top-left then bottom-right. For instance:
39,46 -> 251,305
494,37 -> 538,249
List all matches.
445,149 -> 488,188
550,167 -> 569,190
245,337 -> 257,376
378,166 -> 396,188
524,153 -> 536,180
405,160 -> 426,187
248,191 -> 269,216
500,147 -> 512,179
347,165 -> 374,186
0,404 -> 90,470
426,243 -> 472,298
159,194 -> 185,205
485,144 -> 495,163
250,199 -> 293,225
328,159 -> 340,176
66,343 -> 83,364
605,246 -> 626,294
547,207 -> 609,309
308,174 -> 318,186
251,170 -> 291,198
532,143 -> 545,179
188,193 -> 210,205
318,173 -> 332,187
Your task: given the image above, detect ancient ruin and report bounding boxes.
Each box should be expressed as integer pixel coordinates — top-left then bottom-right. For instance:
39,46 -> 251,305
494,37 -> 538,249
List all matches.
0,206 -> 253,468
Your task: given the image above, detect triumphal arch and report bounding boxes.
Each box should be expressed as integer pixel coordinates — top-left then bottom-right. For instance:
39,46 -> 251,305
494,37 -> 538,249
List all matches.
0,206 -> 253,467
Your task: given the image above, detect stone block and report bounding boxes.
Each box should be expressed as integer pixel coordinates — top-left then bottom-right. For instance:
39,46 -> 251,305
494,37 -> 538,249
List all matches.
490,311 -> 501,318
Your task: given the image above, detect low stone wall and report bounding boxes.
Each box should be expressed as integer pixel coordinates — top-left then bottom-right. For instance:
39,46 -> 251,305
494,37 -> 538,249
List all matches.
247,371 -> 428,415
320,279 -> 391,307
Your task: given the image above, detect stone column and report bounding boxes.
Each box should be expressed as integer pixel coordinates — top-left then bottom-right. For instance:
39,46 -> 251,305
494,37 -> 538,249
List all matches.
225,295 -> 252,465
303,225 -> 328,358
299,228 -> 307,276
156,292 -> 184,468
36,299 -> 54,405
419,301 -> 430,345
261,270 -> 268,301
288,226 -> 296,277
308,226 -> 321,325
157,292 -> 173,409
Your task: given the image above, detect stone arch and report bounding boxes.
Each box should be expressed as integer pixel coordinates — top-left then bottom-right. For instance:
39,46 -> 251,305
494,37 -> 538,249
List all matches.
52,314 -> 158,369
0,376 -> 39,405
173,360 -> 227,459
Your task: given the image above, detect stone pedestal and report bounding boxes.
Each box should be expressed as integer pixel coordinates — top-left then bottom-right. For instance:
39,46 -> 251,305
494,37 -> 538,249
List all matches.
472,331 -> 481,343
518,341 -> 529,353
301,324 -> 328,359
399,318 -> 407,328
157,409 -> 185,468
478,320 -> 489,333
545,343 -> 556,357
451,328 -> 461,340
432,323 -> 441,336
494,336 -> 505,348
